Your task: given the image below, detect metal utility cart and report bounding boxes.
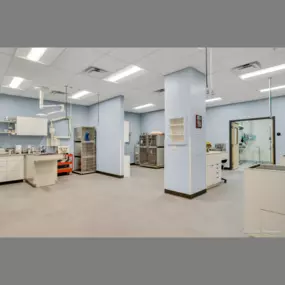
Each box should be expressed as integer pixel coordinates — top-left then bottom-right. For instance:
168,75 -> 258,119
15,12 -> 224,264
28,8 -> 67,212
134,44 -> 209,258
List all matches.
73,127 -> 96,175
139,133 -> 164,169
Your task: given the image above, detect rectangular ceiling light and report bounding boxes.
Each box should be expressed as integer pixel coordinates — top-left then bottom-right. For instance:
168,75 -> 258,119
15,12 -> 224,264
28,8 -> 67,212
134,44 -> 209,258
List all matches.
260,85 -> 285,93
205,97 -> 222,103
240,63 -> 285,80
26,48 -> 47,62
133,103 -> 155,110
9,77 -> 24,89
69,90 -> 91,99
104,65 -> 144,83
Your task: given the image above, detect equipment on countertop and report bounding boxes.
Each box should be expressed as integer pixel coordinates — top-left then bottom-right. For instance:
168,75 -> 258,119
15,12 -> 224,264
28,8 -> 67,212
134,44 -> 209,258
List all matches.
57,146 -> 70,154
15,145 -> 22,154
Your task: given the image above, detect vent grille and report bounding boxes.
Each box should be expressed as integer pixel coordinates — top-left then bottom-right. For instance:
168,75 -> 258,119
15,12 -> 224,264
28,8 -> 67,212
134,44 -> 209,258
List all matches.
154,88 -> 164,93
51,90 -> 66,95
82,66 -> 108,74
232,61 -> 261,76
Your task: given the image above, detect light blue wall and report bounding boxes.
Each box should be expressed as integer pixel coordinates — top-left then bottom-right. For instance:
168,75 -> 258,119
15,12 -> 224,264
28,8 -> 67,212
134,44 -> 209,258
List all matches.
206,96 -> 285,163
139,96 -> 285,164
0,94 -> 88,152
124,112 -> 141,163
140,110 -> 165,133
89,96 -> 124,175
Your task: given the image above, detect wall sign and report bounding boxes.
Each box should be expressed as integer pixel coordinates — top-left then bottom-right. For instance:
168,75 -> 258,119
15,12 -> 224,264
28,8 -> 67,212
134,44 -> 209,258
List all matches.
196,115 -> 202,129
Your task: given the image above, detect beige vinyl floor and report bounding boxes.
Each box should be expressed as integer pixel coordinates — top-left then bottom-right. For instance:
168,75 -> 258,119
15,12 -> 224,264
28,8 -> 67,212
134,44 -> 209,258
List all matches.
0,166 -> 247,237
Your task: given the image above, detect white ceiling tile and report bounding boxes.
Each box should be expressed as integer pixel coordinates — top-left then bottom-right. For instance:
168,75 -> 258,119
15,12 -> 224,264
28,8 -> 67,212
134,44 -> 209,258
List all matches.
109,48 -> 158,63
53,48 -> 106,73
1,86 -> 24,96
70,74 -> 101,93
121,71 -> 164,92
0,48 -> 16,55
91,54 -> 129,73
15,48 -> 65,65
0,53 -> 12,82
32,66 -> 74,89
3,47 -> 285,111
5,57 -> 47,80
137,48 -> 200,75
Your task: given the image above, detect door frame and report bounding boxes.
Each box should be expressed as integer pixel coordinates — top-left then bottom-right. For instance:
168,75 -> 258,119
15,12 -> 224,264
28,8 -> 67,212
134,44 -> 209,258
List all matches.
229,116 -> 276,170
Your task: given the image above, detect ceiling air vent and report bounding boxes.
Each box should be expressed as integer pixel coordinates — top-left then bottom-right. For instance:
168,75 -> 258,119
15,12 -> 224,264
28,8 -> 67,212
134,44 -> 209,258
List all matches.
231,61 -> 261,76
154,88 -> 165,94
50,90 -> 66,95
82,66 -> 108,74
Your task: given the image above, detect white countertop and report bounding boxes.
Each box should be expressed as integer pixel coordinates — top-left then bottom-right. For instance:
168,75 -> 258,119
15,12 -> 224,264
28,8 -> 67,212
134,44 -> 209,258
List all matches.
0,153 -> 25,157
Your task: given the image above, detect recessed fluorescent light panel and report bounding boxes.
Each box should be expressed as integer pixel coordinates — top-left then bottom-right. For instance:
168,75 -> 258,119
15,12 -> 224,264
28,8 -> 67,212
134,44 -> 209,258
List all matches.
1,76 -> 32,90
36,113 -> 47,117
260,85 -> 285,93
26,48 -> 47,62
133,103 -> 155,110
9,77 -> 24,89
15,48 -> 64,65
205,97 -> 222,103
69,90 -> 91,99
240,64 -> 285,80
104,65 -> 144,83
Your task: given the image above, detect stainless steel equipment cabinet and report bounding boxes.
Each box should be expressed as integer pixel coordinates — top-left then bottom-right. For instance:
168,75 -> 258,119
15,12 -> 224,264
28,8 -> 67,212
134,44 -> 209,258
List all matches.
139,133 -> 164,168
73,127 -> 96,175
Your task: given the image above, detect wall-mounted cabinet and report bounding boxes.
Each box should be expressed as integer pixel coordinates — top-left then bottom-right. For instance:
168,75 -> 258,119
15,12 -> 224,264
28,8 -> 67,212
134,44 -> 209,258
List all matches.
16,116 -> 48,136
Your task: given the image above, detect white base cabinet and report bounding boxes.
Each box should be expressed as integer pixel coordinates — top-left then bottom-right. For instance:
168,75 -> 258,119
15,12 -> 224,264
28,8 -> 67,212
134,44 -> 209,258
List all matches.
206,151 -> 227,189
0,155 -> 24,183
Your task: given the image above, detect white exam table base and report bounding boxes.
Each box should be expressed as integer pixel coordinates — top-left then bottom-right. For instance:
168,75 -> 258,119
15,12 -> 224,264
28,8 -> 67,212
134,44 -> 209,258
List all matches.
25,154 -> 63,188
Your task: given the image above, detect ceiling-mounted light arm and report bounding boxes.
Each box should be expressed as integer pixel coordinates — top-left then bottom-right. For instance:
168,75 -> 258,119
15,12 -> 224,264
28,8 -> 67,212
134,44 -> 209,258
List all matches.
209,48 -> 214,96
205,47 -> 209,93
97,93 -> 100,124
38,86 -> 65,113
268,77 -> 272,118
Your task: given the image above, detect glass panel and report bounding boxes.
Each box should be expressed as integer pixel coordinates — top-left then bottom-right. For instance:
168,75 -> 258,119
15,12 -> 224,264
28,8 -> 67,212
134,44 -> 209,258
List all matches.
237,118 -> 274,170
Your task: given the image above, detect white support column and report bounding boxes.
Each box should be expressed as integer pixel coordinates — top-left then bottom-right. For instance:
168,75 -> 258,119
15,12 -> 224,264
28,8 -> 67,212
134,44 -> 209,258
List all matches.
164,67 -> 206,199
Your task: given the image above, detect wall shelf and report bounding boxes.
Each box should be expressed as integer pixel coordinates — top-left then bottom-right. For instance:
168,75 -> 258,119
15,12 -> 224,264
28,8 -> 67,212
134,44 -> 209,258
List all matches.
167,117 -> 186,145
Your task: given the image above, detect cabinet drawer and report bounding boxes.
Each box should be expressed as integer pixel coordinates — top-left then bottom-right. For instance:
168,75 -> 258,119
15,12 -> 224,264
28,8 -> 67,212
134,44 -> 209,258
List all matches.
7,170 -> 23,181
7,161 -> 24,172
0,172 -> 7,182
0,159 -> 7,167
7,156 -> 24,162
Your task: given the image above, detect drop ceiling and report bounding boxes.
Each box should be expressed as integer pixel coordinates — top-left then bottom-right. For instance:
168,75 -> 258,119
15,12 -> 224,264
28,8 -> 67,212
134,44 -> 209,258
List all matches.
1,47 -> 285,113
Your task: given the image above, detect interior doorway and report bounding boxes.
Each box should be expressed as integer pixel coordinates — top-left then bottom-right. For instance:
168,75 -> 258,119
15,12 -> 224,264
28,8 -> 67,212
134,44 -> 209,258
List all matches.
229,117 -> 276,170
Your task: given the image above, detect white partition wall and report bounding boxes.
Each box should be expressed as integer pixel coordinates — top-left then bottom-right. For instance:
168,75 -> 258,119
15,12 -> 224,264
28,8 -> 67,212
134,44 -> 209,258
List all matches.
164,67 -> 206,198
88,96 -> 125,177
